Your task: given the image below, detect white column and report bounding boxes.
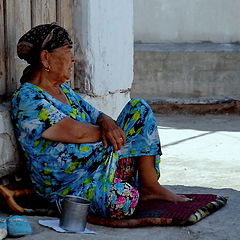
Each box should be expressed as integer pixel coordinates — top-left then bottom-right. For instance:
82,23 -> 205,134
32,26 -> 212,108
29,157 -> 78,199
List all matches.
73,0 -> 133,119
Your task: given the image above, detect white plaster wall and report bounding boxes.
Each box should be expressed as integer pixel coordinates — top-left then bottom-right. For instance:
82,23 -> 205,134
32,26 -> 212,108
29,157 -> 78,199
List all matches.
73,0 -> 133,119
0,103 -> 20,177
134,0 -> 240,43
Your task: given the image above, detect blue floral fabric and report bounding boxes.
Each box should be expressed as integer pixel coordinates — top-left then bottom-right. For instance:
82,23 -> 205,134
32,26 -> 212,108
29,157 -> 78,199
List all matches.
11,82 -> 162,217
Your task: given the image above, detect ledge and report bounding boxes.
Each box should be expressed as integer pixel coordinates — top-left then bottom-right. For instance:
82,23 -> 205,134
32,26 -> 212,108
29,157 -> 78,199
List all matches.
134,43 -> 240,52
147,98 -> 240,114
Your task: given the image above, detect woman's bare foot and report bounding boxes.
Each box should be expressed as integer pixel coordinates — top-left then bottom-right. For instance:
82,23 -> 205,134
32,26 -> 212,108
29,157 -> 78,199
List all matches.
140,182 -> 189,203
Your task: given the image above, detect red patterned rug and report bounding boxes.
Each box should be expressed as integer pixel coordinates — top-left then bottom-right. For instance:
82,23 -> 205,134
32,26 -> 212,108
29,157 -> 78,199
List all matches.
88,194 -> 227,227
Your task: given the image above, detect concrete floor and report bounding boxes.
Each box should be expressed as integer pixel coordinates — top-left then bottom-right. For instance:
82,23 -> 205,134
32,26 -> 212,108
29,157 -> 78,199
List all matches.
158,113 -> 240,191
3,113 -> 240,240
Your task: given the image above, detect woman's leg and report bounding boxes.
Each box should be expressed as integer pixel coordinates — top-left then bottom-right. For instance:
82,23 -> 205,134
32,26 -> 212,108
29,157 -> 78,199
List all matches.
138,155 -> 187,203
116,99 -> 187,203
106,180 -> 139,219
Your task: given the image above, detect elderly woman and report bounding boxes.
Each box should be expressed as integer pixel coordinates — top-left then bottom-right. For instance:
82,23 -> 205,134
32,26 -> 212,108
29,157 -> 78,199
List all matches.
11,23 -> 187,219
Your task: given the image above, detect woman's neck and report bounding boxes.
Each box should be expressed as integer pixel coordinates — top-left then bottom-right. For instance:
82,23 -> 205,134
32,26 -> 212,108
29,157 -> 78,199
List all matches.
30,70 -> 59,88
29,70 -> 70,105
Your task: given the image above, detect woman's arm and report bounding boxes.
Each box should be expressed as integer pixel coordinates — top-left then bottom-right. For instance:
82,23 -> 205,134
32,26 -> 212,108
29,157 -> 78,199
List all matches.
42,117 -> 101,143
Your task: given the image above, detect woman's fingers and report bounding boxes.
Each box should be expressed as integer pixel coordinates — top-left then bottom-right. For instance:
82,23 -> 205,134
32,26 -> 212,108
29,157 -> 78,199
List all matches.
106,128 -> 126,152
114,128 -> 126,151
103,136 -> 119,152
110,134 -> 123,152
102,135 -> 108,149
175,194 -> 192,202
119,131 -> 126,146
98,115 -> 126,151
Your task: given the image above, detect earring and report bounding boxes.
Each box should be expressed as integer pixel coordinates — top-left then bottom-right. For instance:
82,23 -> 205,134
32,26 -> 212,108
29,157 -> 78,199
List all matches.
44,66 -> 50,72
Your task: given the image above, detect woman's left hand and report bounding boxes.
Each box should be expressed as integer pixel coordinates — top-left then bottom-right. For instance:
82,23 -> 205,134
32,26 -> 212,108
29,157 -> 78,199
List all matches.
97,114 -> 126,152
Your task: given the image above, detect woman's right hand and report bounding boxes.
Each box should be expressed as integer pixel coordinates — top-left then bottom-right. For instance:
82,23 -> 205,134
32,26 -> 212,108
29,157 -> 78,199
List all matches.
97,114 -> 126,152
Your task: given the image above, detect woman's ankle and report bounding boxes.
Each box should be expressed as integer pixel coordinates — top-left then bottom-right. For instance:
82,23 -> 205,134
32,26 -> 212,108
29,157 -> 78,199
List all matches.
139,182 -> 162,199
139,183 -> 183,202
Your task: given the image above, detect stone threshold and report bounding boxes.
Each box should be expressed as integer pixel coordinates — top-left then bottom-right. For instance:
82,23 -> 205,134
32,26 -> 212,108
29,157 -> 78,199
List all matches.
146,98 -> 240,114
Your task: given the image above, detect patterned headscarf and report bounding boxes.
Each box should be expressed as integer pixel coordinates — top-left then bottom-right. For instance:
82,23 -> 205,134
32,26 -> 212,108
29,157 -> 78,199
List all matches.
17,23 -> 73,65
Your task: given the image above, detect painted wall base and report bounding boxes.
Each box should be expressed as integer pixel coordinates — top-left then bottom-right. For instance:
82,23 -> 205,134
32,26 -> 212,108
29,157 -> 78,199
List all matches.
82,91 -> 131,120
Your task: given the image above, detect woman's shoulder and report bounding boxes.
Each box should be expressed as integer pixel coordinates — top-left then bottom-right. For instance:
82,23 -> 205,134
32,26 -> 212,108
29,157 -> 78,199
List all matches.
12,83 -> 44,104
14,83 -> 43,95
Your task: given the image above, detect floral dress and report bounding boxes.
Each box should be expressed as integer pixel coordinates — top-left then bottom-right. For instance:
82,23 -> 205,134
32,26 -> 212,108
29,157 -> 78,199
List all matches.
11,82 -> 162,218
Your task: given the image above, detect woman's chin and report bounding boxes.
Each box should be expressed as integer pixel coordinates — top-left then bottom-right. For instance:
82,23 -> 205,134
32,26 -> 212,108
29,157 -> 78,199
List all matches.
59,76 -> 71,84
66,72 -> 73,80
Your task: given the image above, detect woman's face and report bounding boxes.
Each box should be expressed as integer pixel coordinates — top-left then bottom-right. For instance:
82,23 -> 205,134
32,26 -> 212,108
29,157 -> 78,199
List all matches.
47,45 -> 75,83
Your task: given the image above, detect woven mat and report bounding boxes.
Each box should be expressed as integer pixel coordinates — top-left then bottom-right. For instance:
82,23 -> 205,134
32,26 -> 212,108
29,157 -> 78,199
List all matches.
88,194 -> 228,227
0,192 -> 228,227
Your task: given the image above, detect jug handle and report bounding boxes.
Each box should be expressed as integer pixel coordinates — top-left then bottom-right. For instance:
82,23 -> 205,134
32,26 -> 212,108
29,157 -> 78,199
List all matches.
56,195 -> 63,214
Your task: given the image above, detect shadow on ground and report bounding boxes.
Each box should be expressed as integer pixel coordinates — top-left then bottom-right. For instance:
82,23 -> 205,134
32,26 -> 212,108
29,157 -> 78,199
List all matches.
156,113 -> 240,132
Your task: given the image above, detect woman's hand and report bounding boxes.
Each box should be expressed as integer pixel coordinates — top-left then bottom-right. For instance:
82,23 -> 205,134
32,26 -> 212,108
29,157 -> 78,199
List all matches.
97,114 -> 126,152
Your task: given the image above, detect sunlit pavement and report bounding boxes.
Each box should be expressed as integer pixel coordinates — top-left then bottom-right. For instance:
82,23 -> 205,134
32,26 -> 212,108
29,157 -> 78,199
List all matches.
157,114 -> 240,191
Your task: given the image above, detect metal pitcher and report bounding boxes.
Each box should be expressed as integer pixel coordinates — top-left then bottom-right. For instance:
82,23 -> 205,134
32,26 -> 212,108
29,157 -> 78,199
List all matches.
56,195 -> 91,232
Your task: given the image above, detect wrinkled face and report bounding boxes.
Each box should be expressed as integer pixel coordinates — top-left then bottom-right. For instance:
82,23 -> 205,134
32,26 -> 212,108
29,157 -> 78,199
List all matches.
48,45 -> 75,83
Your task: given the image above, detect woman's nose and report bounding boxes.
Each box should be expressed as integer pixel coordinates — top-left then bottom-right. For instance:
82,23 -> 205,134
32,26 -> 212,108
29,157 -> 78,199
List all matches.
71,54 -> 76,62
72,57 -> 76,63
72,57 -> 81,63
